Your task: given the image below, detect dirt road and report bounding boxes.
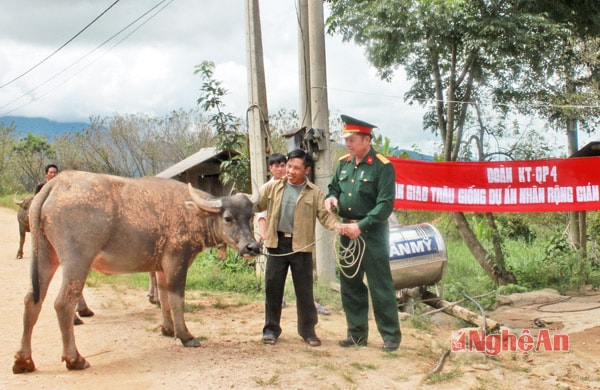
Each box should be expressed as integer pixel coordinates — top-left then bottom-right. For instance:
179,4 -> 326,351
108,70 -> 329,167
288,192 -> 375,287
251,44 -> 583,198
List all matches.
1,206 -> 599,389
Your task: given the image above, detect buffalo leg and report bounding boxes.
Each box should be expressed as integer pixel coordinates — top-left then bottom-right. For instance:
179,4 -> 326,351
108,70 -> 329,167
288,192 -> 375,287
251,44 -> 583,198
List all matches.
76,294 -> 95,317
156,271 -> 175,337
72,293 -> 94,326
162,261 -> 198,347
55,275 -> 89,370
16,229 -> 26,259
147,272 -> 159,305
13,252 -> 59,374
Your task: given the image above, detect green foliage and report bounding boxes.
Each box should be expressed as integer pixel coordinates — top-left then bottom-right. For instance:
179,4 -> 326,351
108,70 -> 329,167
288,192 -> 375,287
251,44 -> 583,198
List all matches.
57,111 -> 215,177
87,248 -> 262,298
195,60 -> 250,193
0,124 -> 22,194
372,134 -> 399,155
496,284 -> 528,295
495,214 -> 537,242
424,369 -> 462,385
185,249 -> 261,295
86,269 -> 149,289
502,233 -> 597,293
12,133 -> 56,191
406,314 -> 432,331
443,240 -> 496,311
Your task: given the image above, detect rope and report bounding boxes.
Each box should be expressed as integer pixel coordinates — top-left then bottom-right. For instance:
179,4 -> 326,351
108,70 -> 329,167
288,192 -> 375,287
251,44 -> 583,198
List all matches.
259,230 -> 367,279
335,235 -> 366,279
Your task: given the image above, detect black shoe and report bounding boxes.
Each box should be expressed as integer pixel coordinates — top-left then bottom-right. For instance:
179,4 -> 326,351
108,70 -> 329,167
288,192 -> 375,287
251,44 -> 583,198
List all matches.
339,336 -> 367,348
382,340 -> 400,352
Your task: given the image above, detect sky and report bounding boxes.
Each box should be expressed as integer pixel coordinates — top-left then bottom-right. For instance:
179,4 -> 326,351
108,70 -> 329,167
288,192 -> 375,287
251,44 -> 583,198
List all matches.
0,0 -> 593,156
0,0 -> 442,154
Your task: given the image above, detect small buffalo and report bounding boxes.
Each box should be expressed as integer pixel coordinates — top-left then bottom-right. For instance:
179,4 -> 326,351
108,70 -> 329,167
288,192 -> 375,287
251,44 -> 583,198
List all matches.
14,194 -> 33,260
13,171 -> 260,373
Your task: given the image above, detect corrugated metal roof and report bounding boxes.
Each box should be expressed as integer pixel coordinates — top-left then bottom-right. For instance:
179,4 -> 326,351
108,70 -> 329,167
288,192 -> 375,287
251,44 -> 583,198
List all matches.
570,141 -> 600,158
156,147 -> 233,179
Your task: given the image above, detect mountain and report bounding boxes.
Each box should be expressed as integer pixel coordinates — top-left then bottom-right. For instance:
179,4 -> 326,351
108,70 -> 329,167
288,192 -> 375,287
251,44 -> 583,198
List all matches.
0,116 -> 89,138
392,149 -> 434,161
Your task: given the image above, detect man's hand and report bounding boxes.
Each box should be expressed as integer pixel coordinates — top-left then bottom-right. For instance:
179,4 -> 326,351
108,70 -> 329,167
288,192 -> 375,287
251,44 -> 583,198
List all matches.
324,197 -> 338,214
339,223 -> 361,239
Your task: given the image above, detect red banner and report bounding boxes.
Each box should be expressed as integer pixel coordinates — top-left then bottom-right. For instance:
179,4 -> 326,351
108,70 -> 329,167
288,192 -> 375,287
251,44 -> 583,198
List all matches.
390,156 -> 600,212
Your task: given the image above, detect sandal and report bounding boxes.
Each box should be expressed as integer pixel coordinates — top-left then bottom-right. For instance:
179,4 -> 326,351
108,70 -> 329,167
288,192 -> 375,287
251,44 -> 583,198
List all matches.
305,336 -> 321,347
262,334 -> 277,345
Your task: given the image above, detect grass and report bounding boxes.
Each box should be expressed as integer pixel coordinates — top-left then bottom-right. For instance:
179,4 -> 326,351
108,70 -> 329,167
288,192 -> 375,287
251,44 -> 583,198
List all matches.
87,247 -> 263,300
252,374 -> 280,386
350,362 -> 377,371
0,193 -> 31,210
424,369 -> 462,384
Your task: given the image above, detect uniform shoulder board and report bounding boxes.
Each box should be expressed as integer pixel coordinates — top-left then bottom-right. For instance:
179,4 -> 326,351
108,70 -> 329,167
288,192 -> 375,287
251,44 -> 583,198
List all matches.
339,153 -> 350,161
376,153 -> 390,164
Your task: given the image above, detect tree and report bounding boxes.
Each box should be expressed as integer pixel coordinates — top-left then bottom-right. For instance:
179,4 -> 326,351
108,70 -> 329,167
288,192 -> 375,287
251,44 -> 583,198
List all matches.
12,133 -> 56,191
326,0 -> 599,284
522,1 -> 600,251
0,123 -> 22,194
195,61 -> 250,193
54,109 -> 215,177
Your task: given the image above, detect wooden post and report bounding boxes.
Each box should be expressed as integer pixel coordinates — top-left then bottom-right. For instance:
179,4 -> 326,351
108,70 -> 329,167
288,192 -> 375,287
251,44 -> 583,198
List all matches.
421,291 -> 500,330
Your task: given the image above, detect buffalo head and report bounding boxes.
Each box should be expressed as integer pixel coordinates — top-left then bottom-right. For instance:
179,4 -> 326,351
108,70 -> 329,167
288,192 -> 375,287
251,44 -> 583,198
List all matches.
187,184 -> 261,259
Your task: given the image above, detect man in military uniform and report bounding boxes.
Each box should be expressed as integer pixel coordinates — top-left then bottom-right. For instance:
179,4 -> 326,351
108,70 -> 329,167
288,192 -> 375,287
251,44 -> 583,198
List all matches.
324,115 -> 401,352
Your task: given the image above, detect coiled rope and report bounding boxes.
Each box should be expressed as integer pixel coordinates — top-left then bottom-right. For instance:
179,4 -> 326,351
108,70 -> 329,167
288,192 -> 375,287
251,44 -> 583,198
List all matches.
336,235 -> 366,279
259,231 -> 366,279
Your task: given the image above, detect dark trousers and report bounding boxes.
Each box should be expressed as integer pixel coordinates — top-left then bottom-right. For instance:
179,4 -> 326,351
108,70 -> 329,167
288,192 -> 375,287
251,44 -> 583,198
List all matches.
339,223 -> 401,343
263,237 -> 318,340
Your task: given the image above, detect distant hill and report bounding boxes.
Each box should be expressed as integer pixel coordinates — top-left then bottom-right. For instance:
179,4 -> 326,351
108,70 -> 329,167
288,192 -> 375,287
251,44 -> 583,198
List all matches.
0,116 -> 89,138
392,149 -> 434,161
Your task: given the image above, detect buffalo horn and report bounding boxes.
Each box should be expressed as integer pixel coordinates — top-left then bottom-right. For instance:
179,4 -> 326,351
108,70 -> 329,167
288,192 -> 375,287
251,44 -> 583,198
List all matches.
188,183 -> 222,213
13,192 -> 24,206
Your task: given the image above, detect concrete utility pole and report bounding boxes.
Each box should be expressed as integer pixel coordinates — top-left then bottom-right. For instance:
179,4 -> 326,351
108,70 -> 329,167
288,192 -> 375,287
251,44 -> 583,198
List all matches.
245,0 -> 269,191
306,0 -> 335,283
298,0 -> 311,129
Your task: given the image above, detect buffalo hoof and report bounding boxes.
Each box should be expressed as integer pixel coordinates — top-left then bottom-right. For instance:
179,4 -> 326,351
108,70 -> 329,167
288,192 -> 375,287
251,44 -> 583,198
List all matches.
182,337 -> 201,348
16,253 -> 23,260
147,293 -> 159,305
77,307 -> 95,317
74,315 -> 84,326
160,326 -> 175,337
63,355 -> 90,370
13,352 -> 35,374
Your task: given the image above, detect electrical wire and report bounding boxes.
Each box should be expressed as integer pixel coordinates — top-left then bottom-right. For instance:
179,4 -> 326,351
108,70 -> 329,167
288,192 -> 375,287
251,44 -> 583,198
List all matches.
0,0 -> 173,116
326,85 -> 600,112
0,0 -> 121,90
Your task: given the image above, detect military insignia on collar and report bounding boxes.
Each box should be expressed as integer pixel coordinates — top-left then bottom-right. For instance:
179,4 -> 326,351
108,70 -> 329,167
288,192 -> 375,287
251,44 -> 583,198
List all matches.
367,156 -> 373,165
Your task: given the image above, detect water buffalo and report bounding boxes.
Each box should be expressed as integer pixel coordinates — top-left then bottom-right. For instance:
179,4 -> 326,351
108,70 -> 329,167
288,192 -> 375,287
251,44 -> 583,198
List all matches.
14,194 -> 94,325
13,170 -> 260,373
14,194 -> 33,260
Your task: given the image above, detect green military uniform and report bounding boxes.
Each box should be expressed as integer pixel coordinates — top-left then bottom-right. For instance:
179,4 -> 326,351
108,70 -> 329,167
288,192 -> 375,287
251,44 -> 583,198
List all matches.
327,148 -> 401,344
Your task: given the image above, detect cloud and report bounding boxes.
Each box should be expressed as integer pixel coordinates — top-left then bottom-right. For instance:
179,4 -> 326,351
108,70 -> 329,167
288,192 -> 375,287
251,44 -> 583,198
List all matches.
0,0 -> 434,153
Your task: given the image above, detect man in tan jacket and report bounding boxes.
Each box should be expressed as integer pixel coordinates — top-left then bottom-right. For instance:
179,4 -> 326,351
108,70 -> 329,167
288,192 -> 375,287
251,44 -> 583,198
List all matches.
255,149 -> 340,347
